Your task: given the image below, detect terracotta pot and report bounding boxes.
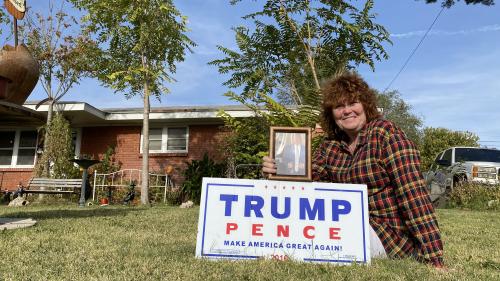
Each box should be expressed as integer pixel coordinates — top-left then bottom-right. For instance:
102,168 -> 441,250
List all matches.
0,77 -> 8,99
99,198 -> 109,206
0,44 -> 40,104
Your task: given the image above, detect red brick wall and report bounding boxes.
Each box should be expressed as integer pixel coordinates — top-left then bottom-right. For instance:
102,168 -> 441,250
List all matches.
80,124 -> 229,185
0,169 -> 32,191
0,124 -> 228,191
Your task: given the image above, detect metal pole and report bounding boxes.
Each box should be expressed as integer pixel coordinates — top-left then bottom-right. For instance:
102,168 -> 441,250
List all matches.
163,174 -> 168,203
92,171 -> 97,202
14,17 -> 18,47
79,169 -> 88,207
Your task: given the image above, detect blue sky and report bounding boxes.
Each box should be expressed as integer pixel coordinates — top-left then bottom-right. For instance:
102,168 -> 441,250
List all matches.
3,1 -> 500,148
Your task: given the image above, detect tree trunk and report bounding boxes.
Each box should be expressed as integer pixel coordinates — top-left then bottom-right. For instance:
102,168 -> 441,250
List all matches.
141,80 -> 150,205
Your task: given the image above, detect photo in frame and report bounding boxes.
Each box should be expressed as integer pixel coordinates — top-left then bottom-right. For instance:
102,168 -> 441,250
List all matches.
269,127 -> 312,181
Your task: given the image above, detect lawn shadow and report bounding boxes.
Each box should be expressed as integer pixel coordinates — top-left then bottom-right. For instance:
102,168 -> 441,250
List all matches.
0,206 -> 145,220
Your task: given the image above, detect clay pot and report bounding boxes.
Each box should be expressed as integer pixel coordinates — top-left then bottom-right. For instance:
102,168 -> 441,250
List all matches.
99,198 -> 109,206
0,77 -> 8,99
0,44 -> 40,105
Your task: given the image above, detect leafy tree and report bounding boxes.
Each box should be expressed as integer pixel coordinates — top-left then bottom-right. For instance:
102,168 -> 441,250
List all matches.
377,90 -> 423,146
22,0 -> 94,123
420,127 -> 479,170
0,8 -> 11,38
213,0 -> 390,108
71,0 -> 195,205
34,113 -> 80,179
211,0 -> 390,170
21,0 -> 97,176
420,0 -> 494,7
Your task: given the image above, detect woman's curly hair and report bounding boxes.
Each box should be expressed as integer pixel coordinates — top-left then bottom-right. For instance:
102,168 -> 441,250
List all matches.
320,71 -> 380,140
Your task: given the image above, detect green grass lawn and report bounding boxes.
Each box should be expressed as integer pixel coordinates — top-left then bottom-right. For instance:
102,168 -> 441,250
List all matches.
0,204 -> 498,281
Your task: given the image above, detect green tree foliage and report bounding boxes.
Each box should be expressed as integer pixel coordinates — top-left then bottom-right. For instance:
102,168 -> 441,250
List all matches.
377,90 -> 423,146
21,0 -> 96,124
219,115 -> 269,179
421,0 -> 494,7
21,0 -> 97,176
70,0 -> 195,205
181,153 -> 226,204
211,0 -> 390,171
34,113 -> 80,179
420,127 -> 479,170
92,146 -> 121,174
213,0 -> 390,107
0,8 -> 10,38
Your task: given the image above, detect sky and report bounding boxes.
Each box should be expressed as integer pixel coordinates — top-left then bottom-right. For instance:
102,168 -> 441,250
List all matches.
2,1 -> 500,148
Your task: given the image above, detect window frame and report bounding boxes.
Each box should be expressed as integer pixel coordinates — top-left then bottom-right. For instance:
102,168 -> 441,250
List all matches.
140,126 -> 189,153
442,149 -> 453,164
0,129 -> 39,168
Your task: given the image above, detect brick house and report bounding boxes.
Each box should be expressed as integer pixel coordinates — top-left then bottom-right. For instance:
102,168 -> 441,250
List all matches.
0,101 -> 253,191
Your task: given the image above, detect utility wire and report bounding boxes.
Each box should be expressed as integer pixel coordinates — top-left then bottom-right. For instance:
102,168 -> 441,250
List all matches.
383,6 -> 446,93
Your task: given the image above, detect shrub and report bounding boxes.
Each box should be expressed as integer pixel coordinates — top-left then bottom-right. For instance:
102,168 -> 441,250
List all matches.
34,113 -> 80,179
92,145 -> 121,174
164,188 -> 183,206
181,153 -> 225,204
448,182 -> 500,211
219,116 -> 269,179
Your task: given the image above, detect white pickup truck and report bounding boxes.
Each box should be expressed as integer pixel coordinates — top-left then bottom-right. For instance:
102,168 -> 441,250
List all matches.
424,147 -> 500,205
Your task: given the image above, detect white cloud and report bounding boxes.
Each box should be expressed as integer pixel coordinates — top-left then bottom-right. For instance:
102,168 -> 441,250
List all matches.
386,49 -> 500,145
391,24 -> 500,39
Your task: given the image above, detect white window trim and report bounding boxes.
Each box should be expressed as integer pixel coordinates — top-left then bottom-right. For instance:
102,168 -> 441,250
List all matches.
140,126 -> 189,153
0,129 -> 38,168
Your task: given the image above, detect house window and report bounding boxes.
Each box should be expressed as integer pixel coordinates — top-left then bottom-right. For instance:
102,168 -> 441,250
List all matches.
17,131 -> 37,165
0,130 -> 38,167
166,127 -> 188,151
149,128 -> 163,151
0,131 -> 15,165
142,127 -> 188,153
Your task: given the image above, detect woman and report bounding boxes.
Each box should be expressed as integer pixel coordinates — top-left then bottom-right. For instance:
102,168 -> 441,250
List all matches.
263,72 -> 444,267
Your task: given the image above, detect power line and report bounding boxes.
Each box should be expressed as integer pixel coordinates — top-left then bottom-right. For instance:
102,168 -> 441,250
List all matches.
383,6 -> 446,93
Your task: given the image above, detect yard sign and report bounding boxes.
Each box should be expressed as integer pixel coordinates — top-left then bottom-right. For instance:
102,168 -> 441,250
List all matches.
195,178 -> 370,264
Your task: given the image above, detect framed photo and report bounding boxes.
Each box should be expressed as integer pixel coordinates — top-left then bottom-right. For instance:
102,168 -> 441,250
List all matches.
269,127 -> 312,181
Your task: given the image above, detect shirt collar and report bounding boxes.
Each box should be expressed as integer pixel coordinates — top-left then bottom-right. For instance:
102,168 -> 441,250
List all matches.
337,121 -> 370,153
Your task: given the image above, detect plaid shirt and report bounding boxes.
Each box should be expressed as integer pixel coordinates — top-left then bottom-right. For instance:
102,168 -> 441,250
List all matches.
313,119 -> 444,266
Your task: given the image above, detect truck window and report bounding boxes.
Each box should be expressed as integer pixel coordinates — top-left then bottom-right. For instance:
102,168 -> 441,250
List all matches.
442,149 -> 452,164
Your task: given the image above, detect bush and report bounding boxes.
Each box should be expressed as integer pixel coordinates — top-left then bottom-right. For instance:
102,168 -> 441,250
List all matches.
34,113 -> 80,179
181,153 -> 225,204
449,182 -> 500,211
91,145 -> 121,174
164,188 -> 183,206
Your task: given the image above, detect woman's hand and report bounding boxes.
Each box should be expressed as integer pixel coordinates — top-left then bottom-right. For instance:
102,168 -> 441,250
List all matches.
262,156 -> 277,178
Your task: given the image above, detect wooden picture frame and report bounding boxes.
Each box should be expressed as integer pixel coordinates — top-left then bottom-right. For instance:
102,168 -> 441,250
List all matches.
269,126 -> 312,181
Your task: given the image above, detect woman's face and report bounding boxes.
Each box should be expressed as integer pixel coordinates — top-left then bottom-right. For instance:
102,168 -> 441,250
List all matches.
332,101 -> 367,137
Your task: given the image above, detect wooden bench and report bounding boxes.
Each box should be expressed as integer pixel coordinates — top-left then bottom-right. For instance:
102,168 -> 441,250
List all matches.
17,178 -> 83,196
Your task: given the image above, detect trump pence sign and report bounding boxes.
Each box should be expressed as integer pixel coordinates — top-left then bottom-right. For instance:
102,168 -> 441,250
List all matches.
195,178 -> 371,264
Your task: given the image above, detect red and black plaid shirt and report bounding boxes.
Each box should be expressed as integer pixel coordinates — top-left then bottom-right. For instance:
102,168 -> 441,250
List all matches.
313,119 -> 444,266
